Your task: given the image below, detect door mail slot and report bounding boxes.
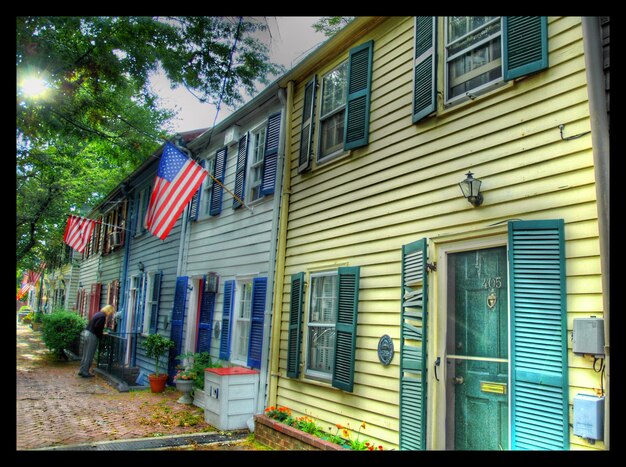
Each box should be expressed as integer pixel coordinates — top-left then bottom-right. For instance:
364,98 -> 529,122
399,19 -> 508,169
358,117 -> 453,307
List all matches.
480,381 -> 507,394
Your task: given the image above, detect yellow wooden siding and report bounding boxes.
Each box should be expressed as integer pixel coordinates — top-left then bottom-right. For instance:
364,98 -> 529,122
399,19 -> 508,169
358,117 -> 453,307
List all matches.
276,16 -> 603,450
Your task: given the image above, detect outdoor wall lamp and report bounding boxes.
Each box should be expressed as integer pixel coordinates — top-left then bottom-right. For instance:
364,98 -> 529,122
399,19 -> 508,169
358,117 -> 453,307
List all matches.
459,171 -> 483,207
138,261 -> 144,273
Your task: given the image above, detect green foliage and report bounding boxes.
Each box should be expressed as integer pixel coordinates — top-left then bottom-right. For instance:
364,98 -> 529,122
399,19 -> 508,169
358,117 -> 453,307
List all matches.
40,310 -> 87,358
16,16 -> 284,272
142,334 -> 175,377
312,17 -> 354,37
176,351 -> 222,389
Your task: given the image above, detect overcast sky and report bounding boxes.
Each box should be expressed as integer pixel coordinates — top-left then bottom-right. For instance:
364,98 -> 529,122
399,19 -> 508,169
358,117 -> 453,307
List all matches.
150,17 -> 326,134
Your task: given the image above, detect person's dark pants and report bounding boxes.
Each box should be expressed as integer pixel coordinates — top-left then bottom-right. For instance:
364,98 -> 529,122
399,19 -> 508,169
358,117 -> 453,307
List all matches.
78,331 -> 98,376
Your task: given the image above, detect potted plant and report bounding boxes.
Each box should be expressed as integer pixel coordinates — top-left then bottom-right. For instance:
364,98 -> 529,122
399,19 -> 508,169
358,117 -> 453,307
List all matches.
142,333 -> 175,393
173,366 -> 196,404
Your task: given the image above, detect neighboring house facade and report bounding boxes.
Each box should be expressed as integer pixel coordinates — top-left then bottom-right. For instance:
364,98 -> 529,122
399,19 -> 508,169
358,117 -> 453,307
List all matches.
179,82 -> 286,413
267,16 -> 608,451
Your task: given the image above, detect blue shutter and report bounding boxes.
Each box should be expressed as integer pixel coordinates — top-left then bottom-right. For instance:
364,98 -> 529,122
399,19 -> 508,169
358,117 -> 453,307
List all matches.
168,276 -> 188,379
210,147 -> 227,216
503,16 -> 548,81
219,280 -> 235,361
399,238 -> 429,450
247,277 -> 267,369
412,16 -> 437,123
509,220 -> 569,450
188,160 -> 205,221
134,273 -> 146,332
286,272 -> 304,378
344,41 -> 374,150
332,267 -> 360,392
298,76 -> 317,173
233,133 -> 249,209
261,112 -> 281,196
148,272 -> 162,334
196,277 -> 216,353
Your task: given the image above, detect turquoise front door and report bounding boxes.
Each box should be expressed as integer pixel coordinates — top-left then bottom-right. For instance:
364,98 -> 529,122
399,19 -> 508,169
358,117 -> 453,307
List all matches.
447,247 -> 508,450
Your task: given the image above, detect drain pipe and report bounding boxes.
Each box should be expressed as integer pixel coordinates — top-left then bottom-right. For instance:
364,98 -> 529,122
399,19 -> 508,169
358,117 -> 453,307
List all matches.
582,16 -> 610,449
267,80 -> 294,408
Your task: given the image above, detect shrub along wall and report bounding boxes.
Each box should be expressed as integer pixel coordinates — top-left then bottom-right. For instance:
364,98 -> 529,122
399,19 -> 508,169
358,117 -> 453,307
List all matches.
253,415 -> 345,451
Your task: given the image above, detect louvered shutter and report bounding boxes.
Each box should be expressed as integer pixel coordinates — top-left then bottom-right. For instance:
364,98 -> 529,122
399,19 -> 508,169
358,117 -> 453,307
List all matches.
209,147 -> 227,216
298,77 -> 317,173
503,16 -> 548,81
196,277 -> 216,353
219,280 -> 235,361
261,112 -> 281,196
233,133 -> 249,209
168,276 -> 188,379
508,220 -> 568,450
399,238 -> 429,450
189,160 -> 205,220
134,273 -> 146,332
286,272 -> 304,378
332,267 -> 360,391
412,16 -> 438,124
247,277 -> 267,369
344,41 -> 374,150
149,272 -> 162,334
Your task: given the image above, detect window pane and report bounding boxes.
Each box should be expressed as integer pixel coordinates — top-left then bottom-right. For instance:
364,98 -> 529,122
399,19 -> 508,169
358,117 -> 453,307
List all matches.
321,62 -> 348,116
307,274 -> 337,377
307,326 -> 335,373
320,110 -> 345,158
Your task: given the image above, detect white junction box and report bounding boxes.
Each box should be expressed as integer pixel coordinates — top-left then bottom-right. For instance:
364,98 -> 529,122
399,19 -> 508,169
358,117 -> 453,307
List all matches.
573,393 -> 605,441
572,317 -> 605,357
204,367 -> 259,430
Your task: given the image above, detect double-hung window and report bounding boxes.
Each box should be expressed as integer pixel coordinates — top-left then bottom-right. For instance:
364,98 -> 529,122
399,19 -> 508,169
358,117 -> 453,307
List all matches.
318,61 -> 348,162
445,17 -> 503,104
200,157 -> 215,217
306,272 -> 338,380
249,125 -> 267,202
232,281 -> 253,365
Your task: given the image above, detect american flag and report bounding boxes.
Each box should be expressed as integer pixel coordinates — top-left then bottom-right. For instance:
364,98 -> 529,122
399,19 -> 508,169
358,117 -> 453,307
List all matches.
144,142 -> 207,240
63,215 -> 96,253
16,262 -> 46,300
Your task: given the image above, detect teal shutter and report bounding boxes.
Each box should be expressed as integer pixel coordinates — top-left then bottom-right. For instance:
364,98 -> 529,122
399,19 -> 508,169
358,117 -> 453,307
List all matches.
286,272 -> 304,378
399,238 -> 429,450
219,280 -> 235,361
209,147 -> 227,216
148,272 -> 162,334
233,133 -> 248,209
509,219 -> 569,450
298,77 -> 317,173
412,17 -> 437,124
261,112 -> 281,196
344,41 -> 374,150
247,277 -> 267,369
503,16 -> 548,81
168,276 -> 188,379
332,266 -> 360,392
196,277 -> 216,353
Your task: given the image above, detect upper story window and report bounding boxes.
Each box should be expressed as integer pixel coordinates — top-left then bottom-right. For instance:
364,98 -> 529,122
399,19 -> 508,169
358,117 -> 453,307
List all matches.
445,16 -> 503,104
135,185 -> 150,236
249,125 -> 267,202
199,157 -> 215,218
318,60 -> 348,162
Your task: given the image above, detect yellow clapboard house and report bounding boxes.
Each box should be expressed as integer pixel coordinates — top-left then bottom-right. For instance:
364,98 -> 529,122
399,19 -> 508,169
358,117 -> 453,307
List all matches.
266,16 -> 609,451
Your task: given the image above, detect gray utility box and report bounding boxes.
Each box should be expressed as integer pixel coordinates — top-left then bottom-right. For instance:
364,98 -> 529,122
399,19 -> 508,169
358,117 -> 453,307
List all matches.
573,394 -> 604,441
572,317 -> 605,357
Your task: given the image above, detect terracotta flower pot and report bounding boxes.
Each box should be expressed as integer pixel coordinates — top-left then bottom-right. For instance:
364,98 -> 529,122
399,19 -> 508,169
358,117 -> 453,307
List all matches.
148,374 -> 168,393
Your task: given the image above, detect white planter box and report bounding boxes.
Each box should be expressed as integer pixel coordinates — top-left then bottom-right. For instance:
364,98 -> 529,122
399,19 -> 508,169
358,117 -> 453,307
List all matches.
204,367 -> 259,431
193,388 -> 206,409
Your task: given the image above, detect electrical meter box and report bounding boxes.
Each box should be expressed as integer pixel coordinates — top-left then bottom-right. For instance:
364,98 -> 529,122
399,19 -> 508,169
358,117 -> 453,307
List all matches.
573,394 -> 604,441
572,317 -> 605,357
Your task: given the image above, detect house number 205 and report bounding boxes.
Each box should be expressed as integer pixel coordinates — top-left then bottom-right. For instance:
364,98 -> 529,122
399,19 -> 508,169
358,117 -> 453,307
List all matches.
482,277 -> 502,289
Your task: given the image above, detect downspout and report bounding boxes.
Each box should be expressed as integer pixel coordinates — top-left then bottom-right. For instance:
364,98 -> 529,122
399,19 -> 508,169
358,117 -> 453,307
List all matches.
267,80 -> 294,408
257,88 -> 288,415
582,16 -> 610,449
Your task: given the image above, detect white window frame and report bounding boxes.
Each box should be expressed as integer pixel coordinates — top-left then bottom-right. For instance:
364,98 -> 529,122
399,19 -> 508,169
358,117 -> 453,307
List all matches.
444,16 -> 504,106
248,122 -> 267,203
305,270 -> 338,381
317,60 -> 348,164
231,278 -> 253,366
141,271 -> 157,335
198,156 -> 215,219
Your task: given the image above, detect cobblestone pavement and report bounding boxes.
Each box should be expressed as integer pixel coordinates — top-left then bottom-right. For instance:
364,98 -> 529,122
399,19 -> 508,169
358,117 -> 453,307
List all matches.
16,323 -> 253,451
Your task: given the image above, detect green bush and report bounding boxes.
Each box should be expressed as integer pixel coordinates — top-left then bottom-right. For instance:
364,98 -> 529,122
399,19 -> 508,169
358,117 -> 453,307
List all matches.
41,310 -> 87,359
176,351 -> 223,389
142,333 -> 175,377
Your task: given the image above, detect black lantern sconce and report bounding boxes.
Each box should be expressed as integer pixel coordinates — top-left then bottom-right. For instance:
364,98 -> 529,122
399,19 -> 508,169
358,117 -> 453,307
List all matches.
138,261 -> 144,273
459,171 -> 483,207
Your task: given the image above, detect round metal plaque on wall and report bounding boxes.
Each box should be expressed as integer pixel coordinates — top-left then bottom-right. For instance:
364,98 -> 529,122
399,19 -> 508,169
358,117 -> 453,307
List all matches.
377,334 -> 394,366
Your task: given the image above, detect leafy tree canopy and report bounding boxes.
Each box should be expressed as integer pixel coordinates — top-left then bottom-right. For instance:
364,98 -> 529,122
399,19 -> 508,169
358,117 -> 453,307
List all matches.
16,16 -> 283,273
312,17 -> 354,37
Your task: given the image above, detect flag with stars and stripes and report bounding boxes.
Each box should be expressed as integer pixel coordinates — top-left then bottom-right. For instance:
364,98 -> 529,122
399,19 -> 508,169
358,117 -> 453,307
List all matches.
63,215 -> 96,253
144,142 -> 208,240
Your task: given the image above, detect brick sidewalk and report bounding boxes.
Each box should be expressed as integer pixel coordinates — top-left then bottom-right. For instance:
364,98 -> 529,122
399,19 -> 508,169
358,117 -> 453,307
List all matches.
16,323 -> 221,450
